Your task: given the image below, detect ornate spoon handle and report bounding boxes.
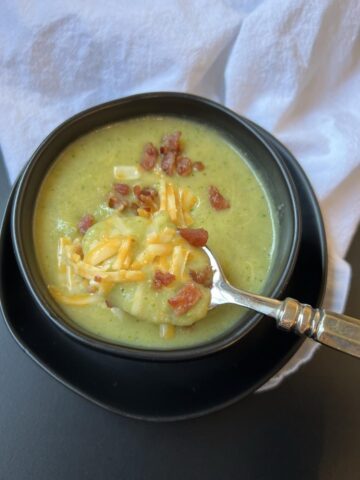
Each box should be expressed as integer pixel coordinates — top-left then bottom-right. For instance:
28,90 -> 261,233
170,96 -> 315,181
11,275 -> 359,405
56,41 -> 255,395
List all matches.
276,298 -> 360,358
216,283 -> 360,359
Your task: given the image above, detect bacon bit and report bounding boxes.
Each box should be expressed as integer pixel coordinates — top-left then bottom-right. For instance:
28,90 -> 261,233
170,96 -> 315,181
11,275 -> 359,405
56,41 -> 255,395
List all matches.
108,182 -> 131,210
140,142 -> 159,171
87,285 -> 98,294
153,270 -> 176,290
78,214 -> 95,235
133,185 -> 142,197
139,187 -> 158,199
209,185 -> 230,210
190,266 -> 213,288
168,283 -> 202,316
178,228 -> 208,247
108,194 -> 128,211
73,244 -> 84,258
107,196 -> 117,209
94,275 -> 102,283
134,186 -> 159,210
161,151 -> 176,176
105,299 -> 113,308
130,202 -> 140,213
160,131 -> 182,155
193,161 -> 205,171
176,156 -> 193,176
114,183 -> 130,196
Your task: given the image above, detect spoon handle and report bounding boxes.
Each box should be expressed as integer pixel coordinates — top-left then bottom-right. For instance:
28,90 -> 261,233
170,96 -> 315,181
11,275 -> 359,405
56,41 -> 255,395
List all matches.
276,298 -> 360,359
221,284 -> 360,358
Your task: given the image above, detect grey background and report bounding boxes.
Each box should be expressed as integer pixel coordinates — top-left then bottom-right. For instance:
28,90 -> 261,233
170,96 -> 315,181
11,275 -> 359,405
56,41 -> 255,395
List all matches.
0,152 -> 359,480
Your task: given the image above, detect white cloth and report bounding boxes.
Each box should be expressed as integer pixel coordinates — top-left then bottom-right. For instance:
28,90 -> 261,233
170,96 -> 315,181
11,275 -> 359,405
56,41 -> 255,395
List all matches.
1,0 -> 359,388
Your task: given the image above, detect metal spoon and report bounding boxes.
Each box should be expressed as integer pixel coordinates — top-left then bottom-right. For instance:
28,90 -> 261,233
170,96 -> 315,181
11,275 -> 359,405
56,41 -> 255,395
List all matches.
204,246 -> 360,359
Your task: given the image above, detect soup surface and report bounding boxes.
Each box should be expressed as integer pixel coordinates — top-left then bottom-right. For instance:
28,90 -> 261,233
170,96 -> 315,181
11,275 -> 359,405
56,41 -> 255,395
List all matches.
34,116 -> 275,349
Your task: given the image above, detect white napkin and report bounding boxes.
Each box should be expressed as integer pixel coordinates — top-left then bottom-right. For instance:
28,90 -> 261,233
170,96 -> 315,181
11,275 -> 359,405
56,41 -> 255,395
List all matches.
1,0 -> 359,388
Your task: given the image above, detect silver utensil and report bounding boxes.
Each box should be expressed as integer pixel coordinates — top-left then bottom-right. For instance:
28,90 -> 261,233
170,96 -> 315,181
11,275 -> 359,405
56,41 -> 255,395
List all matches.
204,246 -> 360,359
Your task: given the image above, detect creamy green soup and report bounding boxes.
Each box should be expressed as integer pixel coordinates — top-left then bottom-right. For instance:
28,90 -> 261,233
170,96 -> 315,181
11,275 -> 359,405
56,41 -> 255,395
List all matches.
34,116 -> 275,349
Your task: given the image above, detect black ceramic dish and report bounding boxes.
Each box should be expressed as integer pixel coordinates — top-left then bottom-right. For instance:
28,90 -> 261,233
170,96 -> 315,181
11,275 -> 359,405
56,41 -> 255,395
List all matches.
11,93 -> 300,361
0,125 -> 327,421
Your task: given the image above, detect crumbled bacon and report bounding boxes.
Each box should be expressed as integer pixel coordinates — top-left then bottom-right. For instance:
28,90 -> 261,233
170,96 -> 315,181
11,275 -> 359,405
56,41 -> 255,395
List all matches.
130,202 -> 140,213
209,186 -> 230,210
160,131 -> 182,155
73,244 -> 84,258
168,283 -> 202,316
114,183 -> 130,196
138,187 -> 158,199
190,266 -> 213,288
94,275 -> 102,283
153,270 -> 176,290
178,228 -> 208,247
78,214 -> 95,235
134,186 -> 159,210
193,161 -> 205,171
107,194 -> 128,211
133,185 -> 142,197
161,151 -> 176,176
140,142 -> 158,171
105,299 -> 113,308
108,183 -> 131,211
176,156 -> 193,176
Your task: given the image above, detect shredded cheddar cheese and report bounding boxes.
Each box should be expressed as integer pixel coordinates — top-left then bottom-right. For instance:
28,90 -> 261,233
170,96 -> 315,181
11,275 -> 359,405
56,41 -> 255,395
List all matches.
159,178 -> 167,211
52,174 -> 200,309
57,236 -> 71,271
146,227 -> 176,244
158,181 -> 197,226
132,243 -> 173,268
112,238 -> 133,270
137,208 -> 151,218
84,237 -> 123,265
73,261 -> 144,282
180,187 -> 197,210
65,264 -> 73,291
169,245 -> 190,280
49,286 -> 100,306
159,323 -> 176,339
131,283 -> 145,317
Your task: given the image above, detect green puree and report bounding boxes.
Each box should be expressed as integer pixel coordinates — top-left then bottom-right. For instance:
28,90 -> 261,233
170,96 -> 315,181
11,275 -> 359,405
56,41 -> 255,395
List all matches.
34,116 -> 275,349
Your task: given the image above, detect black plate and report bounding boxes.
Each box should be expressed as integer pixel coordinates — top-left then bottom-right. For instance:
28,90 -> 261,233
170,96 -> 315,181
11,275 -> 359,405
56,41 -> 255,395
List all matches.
0,124 -> 327,421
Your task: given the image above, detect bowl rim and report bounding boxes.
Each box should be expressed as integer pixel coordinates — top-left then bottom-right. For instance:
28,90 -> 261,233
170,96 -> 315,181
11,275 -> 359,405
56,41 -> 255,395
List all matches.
11,91 -> 301,362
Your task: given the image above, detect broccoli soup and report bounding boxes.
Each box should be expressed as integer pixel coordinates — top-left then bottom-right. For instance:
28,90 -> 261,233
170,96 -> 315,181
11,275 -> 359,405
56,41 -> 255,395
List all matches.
34,116 -> 275,349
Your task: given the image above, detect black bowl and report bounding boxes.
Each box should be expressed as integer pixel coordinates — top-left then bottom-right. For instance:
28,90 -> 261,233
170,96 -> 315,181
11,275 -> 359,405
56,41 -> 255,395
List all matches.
11,92 -> 301,361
